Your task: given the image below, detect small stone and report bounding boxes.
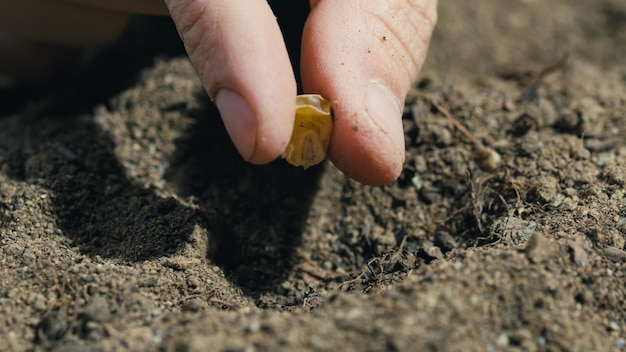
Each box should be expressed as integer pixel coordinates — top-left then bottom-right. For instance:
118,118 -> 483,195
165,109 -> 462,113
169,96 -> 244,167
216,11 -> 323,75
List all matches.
584,138 -> 621,153
568,239 -> 590,270
495,333 -> 509,347
477,147 -> 501,171
601,247 -> 626,262
82,295 -> 111,323
411,175 -> 423,190
554,108 -> 582,133
510,113 -> 537,136
525,232 -> 554,263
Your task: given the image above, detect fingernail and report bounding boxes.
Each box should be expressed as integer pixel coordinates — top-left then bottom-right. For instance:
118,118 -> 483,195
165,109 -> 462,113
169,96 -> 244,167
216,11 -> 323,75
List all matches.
366,81 -> 404,151
215,89 -> 257,161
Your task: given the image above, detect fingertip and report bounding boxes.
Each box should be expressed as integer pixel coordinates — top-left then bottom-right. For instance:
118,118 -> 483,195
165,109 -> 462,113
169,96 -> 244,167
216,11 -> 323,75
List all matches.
215,88 -> 257,161
327,83 -> 406,186
216,87 -> 295,164
246,90 -> 296,164
332,147 -> 405,186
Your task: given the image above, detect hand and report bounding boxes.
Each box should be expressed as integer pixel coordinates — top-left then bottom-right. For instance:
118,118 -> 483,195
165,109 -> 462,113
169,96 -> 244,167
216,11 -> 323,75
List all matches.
0,0 -> 437,186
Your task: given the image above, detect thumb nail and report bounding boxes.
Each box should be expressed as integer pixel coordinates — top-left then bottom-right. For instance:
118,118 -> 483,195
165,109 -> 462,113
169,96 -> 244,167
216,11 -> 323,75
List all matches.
215,89 -> 257,161
366,81 -> 405,152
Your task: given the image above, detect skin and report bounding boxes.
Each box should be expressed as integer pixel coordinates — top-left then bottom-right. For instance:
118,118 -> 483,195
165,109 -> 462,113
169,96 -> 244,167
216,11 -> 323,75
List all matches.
0,0 -> 437,186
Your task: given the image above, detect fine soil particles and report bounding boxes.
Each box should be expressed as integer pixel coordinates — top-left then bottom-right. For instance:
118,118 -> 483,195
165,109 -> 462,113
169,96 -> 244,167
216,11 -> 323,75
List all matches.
1,0 -> 626,351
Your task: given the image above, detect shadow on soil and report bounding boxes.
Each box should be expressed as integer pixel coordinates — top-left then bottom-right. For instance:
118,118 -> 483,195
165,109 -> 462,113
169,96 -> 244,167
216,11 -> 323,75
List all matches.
0,17 -> 203,261
165,99 -> 326,291
0,10 -> 323,295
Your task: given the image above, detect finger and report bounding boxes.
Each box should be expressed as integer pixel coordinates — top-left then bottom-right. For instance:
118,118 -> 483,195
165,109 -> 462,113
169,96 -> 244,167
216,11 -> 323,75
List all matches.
165,0 -> 296,164
301,0 -> 437,185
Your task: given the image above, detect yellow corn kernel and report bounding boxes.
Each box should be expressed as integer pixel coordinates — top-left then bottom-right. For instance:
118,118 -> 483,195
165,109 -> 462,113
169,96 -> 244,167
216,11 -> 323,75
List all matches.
284,94 -> 333,169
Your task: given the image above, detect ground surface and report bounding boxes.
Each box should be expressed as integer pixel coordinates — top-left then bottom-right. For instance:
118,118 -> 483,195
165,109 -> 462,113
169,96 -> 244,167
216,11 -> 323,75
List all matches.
1,0 -> 626,351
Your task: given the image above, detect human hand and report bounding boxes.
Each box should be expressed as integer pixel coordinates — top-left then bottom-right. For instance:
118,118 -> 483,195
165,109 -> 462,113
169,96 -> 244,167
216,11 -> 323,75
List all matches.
0,0 -> 437,186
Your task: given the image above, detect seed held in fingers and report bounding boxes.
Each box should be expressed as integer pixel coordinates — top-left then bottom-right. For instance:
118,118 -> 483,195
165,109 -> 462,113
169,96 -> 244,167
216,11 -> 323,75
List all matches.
284,94 -> 333,169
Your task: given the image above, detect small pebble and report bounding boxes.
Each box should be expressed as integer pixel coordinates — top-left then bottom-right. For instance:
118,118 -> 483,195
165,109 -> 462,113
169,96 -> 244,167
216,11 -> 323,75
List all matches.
477,147 -> 501,171
525,232 -> 553,263
601,247 -> 626,262
568,239 -> 589,270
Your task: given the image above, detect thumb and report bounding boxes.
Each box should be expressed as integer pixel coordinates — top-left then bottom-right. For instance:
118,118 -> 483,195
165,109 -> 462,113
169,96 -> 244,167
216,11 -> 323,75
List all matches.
301,0 -> 437,185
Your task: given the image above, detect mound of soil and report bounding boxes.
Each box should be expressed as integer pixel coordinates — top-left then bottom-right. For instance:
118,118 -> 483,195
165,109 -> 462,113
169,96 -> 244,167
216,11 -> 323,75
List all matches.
1,0 -> 625,350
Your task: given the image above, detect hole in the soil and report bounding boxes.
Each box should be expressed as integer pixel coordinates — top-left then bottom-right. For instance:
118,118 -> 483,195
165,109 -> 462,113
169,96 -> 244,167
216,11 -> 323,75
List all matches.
208,162 -> 325,293
164,96 -> 326,293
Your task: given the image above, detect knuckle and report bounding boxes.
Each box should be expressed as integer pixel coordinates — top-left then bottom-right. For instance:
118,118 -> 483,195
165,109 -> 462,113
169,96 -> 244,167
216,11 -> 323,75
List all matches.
166,0 -> 220,92
169,0 -> 209,58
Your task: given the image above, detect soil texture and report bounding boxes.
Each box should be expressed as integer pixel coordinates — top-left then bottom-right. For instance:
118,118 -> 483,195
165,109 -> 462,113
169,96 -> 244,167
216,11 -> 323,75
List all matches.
1,0 -> 626,351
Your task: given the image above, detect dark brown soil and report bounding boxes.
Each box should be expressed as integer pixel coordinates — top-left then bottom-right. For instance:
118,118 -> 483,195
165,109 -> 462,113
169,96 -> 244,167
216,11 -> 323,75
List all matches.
2,0 -> 626,351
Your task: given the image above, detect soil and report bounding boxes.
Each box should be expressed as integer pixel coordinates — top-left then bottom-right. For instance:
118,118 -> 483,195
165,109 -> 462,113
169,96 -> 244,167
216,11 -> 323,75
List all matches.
1,0 -> 626,351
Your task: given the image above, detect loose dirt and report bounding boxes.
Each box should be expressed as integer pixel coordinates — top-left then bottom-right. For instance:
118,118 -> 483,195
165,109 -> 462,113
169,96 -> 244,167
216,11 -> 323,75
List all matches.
1,0 -> 625,351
